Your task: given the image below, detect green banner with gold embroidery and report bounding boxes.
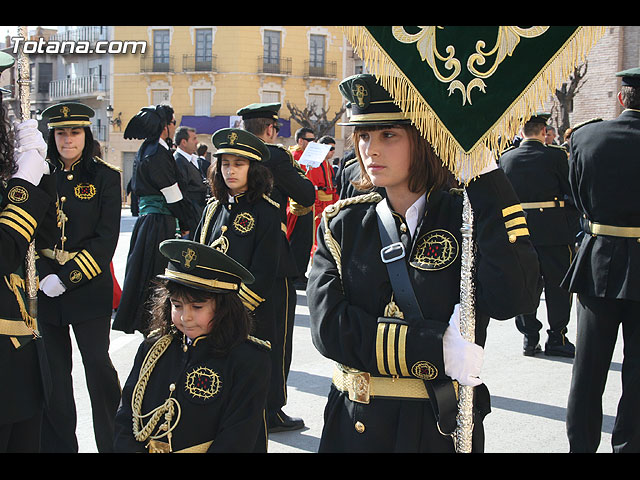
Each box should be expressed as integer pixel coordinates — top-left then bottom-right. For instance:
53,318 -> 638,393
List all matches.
344,26 -> 606,179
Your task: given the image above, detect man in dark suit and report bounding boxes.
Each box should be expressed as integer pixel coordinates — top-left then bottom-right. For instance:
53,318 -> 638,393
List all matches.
196,143 -> 211,180
500,112 -> 578,358
174,126 -> 208,231
562,67 -> 640,453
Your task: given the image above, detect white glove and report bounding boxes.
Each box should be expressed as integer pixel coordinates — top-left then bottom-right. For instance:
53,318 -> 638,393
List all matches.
40,274 -> 67,297
11,119 -> 49,186
13,149 -> 50,186
14,119 -> 48,158
443,304 -> 484,386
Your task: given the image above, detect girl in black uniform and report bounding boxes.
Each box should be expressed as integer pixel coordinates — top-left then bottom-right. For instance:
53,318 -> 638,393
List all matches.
36,102 -> 122,453
113,239 -> 271,453
307,74 -> 542,452
195,128 -> 281,345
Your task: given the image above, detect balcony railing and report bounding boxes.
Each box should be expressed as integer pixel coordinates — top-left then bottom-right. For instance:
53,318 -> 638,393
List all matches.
258,56 -> 292,75
49,26 -> 109,45
304,61 -> 337,78
49,75 -> 106,100
183,55 -> 217,72
141,55 -> 175,73
92,125 -> 108,142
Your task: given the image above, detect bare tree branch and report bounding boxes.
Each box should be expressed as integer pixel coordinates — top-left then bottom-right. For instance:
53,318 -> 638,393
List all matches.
286,101 -> 346,138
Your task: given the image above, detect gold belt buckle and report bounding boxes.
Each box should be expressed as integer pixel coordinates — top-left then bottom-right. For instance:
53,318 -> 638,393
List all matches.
54,248 -> 71,265
349,371 -> 371,404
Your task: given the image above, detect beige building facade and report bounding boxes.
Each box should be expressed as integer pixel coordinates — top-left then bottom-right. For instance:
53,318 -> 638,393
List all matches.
107,26 -> 361,196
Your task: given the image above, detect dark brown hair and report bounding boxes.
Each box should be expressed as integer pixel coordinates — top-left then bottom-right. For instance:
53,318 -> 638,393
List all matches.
209,154 -> 273,204
350,123 -> 450,194
147,279 -> 254,357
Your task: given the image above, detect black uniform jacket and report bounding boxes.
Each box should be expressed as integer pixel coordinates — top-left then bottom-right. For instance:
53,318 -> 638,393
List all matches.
133,140 -> 196,233
36,157 -> 121,326
194,192 -> 281,341
113,332 -> 271,453
174,150 -> 208,224
308,168 -> 542,384
264,143 -> 315,278
561,109 -> 640,302
500,138 -> 577,246
0,176 -> 56,424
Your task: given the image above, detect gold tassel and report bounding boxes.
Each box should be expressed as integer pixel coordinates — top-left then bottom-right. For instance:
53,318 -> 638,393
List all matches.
4,273 -> 38,333
343,26 -> 607,184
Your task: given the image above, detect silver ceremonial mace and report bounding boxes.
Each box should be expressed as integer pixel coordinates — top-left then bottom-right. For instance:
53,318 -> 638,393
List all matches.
456,190 -> 476,453
17,26 -> 38,320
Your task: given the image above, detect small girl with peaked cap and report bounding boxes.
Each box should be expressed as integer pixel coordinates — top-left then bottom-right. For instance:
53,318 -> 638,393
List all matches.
113,239 -> 271,453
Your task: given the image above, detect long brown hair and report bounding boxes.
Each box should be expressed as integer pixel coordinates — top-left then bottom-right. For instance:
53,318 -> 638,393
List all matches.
350,124 -> 452,193
208,155 -> 273,204
147,279 -> 254,357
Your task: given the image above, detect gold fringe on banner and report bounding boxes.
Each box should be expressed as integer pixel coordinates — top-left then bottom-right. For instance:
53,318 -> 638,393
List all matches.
343,26 -> 607,184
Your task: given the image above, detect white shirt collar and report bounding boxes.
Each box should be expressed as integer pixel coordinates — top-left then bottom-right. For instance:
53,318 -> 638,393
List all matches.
158,137 -> 169,151
405,193 -> 427,238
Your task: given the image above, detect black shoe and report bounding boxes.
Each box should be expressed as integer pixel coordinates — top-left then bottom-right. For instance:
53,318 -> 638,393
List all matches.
523,335 -> 542,356
523,343 -> 542,356
267,410 -> 304,433
545,330 -> 575,358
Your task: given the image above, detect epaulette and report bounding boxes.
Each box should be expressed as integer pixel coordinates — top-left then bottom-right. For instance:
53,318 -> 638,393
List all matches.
323,191 -> 382,221
268,143 -> 295,162
93,156 -> 122,172
262,193 -> 280,209
343,157 -> 358,168
499,145 -> 517,156
247,335 -> 271,351
571,117 -> 603,133
547,143 -> 569,155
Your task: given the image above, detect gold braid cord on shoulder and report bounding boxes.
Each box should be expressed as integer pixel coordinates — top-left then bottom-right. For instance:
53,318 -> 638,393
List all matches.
131,334 -> 182,447
322,191 -> 382,279
199,200 -> 220,245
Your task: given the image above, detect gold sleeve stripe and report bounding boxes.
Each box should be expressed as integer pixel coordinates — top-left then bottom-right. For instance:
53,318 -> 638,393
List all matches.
240,283 -> 265,303
73,254 -> 96,279
0,211 -> 36,237
240,298 -> 256,312
397,325 -> 410,377
376,323 -> 388,376
0,217 -> 32,242
502,204 -> 524,217
4,204 -> 37,229
76,252 -> 99,278
238,289 -> 260,309
505,216 -> 527,229
80,250 -> 101,274
386,323 -> 398,376
509,227 -> 530,238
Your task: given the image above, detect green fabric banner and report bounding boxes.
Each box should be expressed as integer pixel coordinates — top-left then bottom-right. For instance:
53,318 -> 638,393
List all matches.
345,26 -> 606,175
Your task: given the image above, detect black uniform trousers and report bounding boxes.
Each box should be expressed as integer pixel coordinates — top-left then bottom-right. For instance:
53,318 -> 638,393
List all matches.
289,211 -> 314,281
0,410 -> 43,453
266,276 -> 297,412
515,244 -> 573,342
566,294 -> 640,453
39,315 -> 121,453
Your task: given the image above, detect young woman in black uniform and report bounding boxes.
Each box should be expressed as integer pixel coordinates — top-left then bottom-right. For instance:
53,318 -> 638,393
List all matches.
36,102 -> 122,453
307,74 -> 542,452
